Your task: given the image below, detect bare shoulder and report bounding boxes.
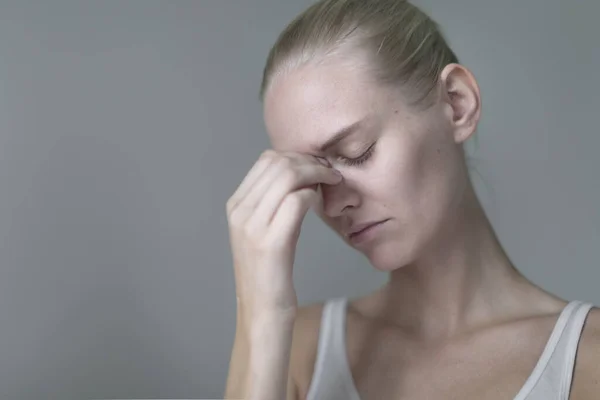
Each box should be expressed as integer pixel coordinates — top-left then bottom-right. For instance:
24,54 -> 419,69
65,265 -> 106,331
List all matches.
289,302 -> 326,399
570,306 -> 600,400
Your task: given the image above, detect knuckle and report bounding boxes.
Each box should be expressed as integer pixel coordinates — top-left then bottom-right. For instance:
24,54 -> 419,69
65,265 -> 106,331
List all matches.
277,156 -> 293,170
281,167 -> 300,186
226,213 -> 241,229
225,197 -> 237,214
227,206 -> 246,228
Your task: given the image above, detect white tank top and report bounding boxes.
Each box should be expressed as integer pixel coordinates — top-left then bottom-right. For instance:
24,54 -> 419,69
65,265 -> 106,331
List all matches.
306,298 -> 595,400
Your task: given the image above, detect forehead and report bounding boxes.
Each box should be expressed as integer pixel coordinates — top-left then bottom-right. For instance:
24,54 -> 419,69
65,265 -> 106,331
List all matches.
263,58 -> 390,153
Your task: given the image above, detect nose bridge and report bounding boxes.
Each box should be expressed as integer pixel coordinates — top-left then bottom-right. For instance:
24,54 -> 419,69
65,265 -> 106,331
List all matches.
320,178 -> 359,217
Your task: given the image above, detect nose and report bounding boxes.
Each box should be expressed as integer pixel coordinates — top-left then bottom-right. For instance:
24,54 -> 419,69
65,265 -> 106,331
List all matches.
318,176 -> 360,218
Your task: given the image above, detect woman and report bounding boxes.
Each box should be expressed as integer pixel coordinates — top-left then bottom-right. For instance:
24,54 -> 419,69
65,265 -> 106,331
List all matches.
224,0 -> 599,399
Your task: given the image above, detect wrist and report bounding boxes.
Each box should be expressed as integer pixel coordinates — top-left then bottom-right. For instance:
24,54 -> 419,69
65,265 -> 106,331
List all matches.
249,311 -> 295,342
237,303 -> 296,333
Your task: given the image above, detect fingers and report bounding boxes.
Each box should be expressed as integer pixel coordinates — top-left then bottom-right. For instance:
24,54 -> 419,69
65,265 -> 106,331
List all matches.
228,151 -> 342,231
267,187 -> 318,246
227,150 -> 277,213
249,160 -> 341,227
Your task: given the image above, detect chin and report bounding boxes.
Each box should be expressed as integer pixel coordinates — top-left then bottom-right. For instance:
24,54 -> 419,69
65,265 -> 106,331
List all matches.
362,240 -> 414,272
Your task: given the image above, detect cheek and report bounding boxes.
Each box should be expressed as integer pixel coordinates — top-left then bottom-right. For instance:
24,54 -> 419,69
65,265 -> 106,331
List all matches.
369,136 -> 427,205
368,131 -> 458,219
405,140 -> 465,229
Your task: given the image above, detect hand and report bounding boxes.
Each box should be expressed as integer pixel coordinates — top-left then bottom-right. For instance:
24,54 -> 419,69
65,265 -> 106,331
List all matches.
226,150 -> 342,328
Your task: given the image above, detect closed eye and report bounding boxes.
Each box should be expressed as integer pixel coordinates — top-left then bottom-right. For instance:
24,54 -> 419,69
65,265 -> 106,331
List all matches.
339,142 -> 376,167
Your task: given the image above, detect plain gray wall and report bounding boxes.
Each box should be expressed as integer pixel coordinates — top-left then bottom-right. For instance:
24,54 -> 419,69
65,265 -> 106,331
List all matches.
0,0 -> 597,398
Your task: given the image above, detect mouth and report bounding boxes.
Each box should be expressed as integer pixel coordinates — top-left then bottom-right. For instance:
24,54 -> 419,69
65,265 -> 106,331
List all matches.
347,219 -> 390,243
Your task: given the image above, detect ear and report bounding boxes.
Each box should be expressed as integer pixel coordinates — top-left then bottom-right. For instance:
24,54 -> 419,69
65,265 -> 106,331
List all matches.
439,63 -> 482,144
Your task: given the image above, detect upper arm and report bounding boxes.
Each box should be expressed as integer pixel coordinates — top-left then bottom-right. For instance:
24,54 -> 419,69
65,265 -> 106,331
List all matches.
570,307 -> 600,400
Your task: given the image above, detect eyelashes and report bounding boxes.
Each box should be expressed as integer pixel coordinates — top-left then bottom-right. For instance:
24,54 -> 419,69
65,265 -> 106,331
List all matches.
340,142 -> 376,167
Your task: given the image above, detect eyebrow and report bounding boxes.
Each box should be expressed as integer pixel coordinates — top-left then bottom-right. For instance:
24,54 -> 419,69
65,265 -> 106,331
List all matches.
314,117 -> 369,153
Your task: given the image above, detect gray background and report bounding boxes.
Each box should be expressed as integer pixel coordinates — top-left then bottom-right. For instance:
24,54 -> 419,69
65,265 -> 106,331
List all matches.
0,0 -> 597,398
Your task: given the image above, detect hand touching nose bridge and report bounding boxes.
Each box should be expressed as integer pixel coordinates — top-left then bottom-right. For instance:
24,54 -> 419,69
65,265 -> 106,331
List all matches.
226,150 -> 342,320
308,156 -> 342,193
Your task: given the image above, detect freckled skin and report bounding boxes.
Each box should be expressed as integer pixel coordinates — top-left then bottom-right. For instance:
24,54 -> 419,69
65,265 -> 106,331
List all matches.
263,57 -> 468,271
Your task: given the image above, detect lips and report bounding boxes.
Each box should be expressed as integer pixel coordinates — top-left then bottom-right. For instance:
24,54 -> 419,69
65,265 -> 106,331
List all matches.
346,219 -> 388,238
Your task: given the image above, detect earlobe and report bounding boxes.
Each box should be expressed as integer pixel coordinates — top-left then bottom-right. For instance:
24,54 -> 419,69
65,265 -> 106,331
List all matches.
440,63 -> 482,144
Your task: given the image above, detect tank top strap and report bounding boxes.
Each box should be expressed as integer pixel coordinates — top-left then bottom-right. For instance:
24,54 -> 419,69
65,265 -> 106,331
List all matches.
516,300 -> 595,400
558,301 -> 595,398
306,297 -> 361,400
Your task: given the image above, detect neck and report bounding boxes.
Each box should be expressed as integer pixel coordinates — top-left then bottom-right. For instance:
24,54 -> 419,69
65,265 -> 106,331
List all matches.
377,183 -> 558,341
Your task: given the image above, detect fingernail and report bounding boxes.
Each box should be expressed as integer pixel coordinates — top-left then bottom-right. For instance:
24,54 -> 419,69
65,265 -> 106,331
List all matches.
316,157 -> 331,167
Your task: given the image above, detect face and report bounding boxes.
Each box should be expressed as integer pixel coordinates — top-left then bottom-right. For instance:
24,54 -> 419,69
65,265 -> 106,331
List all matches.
263,54 -> 480,271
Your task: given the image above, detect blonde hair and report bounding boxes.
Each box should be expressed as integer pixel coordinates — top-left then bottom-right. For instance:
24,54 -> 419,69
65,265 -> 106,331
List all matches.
260,0 -> 459,108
